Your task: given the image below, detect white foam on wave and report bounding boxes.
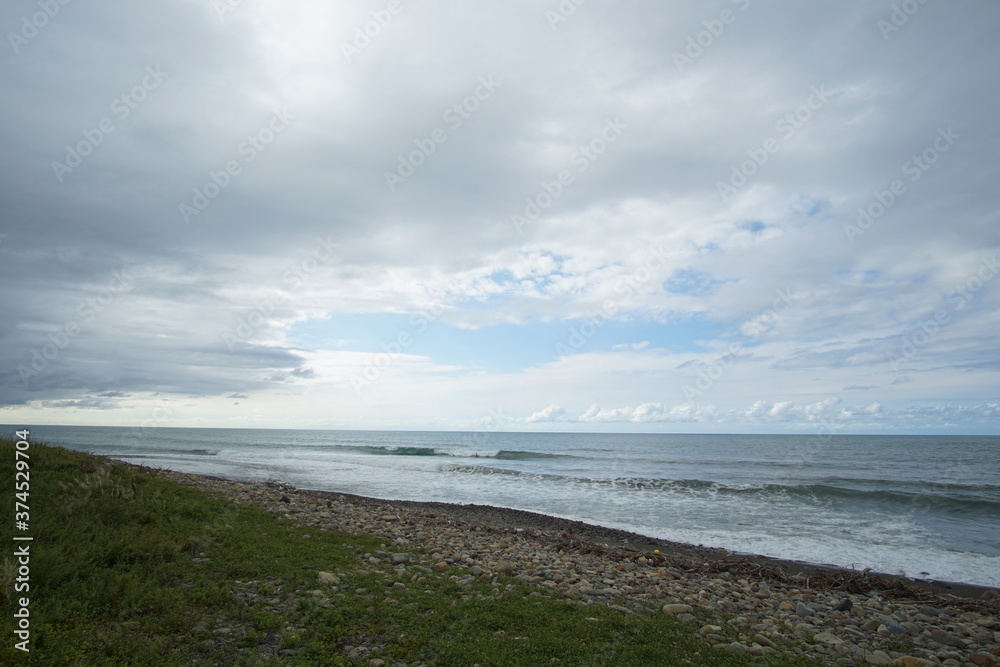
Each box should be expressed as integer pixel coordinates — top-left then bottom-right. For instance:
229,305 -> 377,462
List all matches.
446,449 -> 501,458
617,523 -> 1000,589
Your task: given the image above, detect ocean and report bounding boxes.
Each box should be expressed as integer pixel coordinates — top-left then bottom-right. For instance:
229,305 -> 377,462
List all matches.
13,426 -> 1000,588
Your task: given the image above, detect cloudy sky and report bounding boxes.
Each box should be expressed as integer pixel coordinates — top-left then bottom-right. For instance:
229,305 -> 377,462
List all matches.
2,0 -> 998,434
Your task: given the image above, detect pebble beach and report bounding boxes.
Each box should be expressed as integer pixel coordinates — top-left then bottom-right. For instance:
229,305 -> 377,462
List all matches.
158,469 -> 1000,667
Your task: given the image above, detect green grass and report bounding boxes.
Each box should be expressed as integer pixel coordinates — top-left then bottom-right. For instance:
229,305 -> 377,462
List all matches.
0,437 -> 825,665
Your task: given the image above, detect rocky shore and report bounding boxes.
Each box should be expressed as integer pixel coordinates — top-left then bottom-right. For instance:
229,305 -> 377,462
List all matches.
158,470 -> 1000,667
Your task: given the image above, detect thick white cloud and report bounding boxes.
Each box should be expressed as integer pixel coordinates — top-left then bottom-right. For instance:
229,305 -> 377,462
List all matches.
525,404 -> 568,423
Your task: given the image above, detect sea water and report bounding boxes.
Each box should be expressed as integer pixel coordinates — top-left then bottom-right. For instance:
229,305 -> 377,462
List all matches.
16,426 -> 1000,588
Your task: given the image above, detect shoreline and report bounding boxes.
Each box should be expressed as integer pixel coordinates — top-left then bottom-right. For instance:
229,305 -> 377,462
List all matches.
154,465 -> 999,605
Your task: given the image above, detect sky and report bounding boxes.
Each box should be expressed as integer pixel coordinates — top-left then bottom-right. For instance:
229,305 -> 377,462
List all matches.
1,0 -> 999,435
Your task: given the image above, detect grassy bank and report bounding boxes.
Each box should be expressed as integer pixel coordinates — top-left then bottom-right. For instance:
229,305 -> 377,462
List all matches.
0,437 -> 823,666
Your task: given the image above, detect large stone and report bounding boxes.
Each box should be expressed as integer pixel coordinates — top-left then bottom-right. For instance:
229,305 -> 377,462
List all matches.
495,560 -> 515,576
663,604 -> 694,614
390,553 -> 410,564
883,622 -> 908,636
833,598 -> 853,612
929,628 -> 968,648
969,653 -> 997,667
714,642 -> 749,653
814,631 -> 844,645
864,649 -> 893,666
317,572 -> 340,585
796,602 -> 815,618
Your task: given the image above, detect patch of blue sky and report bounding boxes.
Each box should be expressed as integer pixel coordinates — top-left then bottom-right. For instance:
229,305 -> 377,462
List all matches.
696,241 -> 724,256
806,199 -> 828,216
664,269 -> 731,296
286,311 -> 725,372
555,316 -> 724,358
483,268 -> 516,284
791,195 -> 830,217
861,269 -> 883,284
